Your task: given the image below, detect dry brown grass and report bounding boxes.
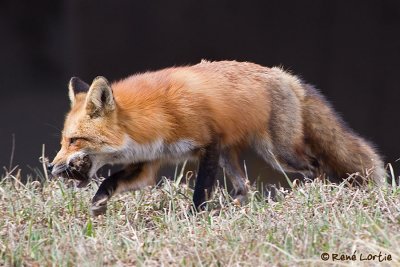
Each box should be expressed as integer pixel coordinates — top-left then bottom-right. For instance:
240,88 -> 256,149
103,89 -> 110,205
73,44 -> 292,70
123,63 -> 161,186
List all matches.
1,166 -> 400,266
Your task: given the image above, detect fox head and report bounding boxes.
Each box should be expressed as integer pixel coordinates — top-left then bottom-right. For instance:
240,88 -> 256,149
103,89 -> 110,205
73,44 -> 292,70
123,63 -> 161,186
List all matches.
49,76 -> 126,186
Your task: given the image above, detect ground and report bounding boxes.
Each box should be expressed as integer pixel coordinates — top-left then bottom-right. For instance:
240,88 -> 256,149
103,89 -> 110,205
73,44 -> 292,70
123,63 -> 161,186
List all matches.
1,165 -> 400,266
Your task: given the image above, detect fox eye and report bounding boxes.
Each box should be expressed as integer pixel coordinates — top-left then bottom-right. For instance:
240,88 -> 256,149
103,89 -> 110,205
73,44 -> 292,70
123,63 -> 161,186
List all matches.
68,137 -> 90,146
69,138 -> 78,145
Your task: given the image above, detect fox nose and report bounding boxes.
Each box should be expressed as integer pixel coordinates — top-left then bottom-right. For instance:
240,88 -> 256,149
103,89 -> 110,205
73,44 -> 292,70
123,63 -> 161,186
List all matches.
47,163 -> 54,173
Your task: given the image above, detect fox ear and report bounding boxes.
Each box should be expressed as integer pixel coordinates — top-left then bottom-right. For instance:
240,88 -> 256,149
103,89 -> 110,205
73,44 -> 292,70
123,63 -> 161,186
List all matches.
68,77 -> 90,105
85,76 -> 115,116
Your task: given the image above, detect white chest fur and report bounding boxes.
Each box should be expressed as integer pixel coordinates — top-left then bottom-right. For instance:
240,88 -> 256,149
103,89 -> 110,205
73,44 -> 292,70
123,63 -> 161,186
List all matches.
106,136 -> 198,164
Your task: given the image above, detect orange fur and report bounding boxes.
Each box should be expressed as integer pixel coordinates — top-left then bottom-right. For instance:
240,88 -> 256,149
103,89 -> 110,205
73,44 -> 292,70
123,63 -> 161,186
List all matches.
111,61 -> 271,147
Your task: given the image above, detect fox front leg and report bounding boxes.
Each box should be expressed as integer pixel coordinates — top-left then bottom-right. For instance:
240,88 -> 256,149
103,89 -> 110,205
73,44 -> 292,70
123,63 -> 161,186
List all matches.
192,140 -> 221,210
91,161 -> 160,216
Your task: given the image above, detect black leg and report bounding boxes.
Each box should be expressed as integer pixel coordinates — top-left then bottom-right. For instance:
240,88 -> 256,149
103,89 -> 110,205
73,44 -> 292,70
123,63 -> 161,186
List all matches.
193,141 -> 221,210
91,163 -> 144,216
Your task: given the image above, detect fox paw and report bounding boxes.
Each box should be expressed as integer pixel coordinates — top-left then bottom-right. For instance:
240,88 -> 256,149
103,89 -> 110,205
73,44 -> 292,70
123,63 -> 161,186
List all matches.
90,204 -> 107,216
232,194 -> 247,207
91,193 -> 109,216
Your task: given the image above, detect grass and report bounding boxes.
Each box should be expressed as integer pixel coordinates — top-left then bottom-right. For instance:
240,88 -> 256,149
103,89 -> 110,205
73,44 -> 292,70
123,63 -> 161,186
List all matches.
1,165 -> 400,266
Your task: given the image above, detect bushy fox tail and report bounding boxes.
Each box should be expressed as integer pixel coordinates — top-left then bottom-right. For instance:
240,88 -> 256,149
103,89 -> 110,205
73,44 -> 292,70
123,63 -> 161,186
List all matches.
302,84 -> 386,185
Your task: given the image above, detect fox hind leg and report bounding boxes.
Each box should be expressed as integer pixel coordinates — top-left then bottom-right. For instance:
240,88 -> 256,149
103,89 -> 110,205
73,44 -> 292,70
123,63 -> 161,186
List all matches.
253,133 -> 316,178
219,147 -> 249,205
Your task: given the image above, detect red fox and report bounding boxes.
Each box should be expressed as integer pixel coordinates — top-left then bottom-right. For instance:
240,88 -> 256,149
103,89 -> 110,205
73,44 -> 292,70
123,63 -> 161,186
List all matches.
48,60 -> 386,215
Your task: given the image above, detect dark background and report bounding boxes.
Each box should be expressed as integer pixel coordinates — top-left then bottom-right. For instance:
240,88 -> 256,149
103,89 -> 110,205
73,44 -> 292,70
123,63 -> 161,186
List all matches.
1,0 -> 399,184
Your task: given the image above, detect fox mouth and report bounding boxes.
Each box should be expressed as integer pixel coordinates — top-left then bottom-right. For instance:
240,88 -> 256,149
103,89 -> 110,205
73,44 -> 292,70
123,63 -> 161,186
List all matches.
50,155 -> 93,188
51,166 -> 91,188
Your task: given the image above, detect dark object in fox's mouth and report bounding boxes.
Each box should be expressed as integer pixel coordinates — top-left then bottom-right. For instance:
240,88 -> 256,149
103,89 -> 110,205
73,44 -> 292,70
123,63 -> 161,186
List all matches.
67,168 -> 90,188
67,168 -> 89,181
61,155 -> 92,187
69,155 -> 91,176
